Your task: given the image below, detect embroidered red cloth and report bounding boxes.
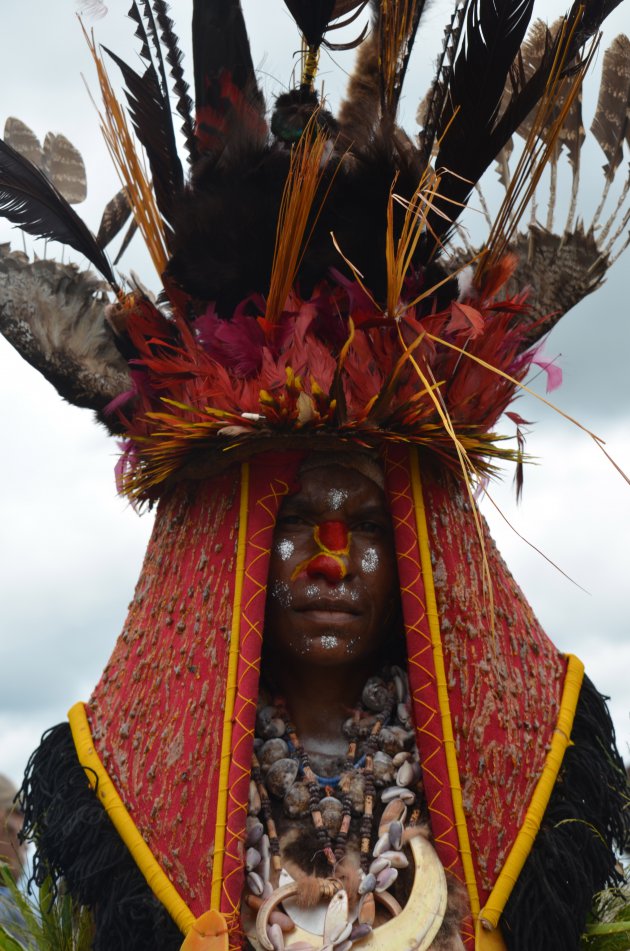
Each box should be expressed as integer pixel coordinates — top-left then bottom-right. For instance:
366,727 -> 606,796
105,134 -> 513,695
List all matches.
84,446 -> 566,947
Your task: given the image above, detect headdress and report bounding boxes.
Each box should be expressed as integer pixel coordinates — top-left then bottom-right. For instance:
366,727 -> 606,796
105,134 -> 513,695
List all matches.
2,2 -> 629,950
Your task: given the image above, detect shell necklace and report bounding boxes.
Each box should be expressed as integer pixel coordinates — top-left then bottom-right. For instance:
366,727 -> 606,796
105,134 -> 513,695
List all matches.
243,667 -> 435,951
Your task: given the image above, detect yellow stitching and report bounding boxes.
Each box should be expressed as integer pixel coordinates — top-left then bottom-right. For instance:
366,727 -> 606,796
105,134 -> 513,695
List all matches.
478,654 -> 585,931
211,462 -> 250,910
409,448 -> 482,919
68,702 -> 195,936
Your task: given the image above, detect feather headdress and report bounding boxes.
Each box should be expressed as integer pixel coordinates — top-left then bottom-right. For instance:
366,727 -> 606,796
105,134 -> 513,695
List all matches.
1,1 -> 628,499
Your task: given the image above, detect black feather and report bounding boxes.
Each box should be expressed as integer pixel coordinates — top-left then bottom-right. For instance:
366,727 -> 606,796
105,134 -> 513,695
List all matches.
114,218 -> 139,265
151,0 -> 197,164
0,137 -> 116,286
104,46 -> 183,231
417,2 -> 466,164
429,0 -> 535,244
192,0 -> 266,157
283,0 -> 336,48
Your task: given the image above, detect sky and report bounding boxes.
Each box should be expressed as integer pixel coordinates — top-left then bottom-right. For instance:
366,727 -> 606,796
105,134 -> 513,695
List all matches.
0,0 -> 629,791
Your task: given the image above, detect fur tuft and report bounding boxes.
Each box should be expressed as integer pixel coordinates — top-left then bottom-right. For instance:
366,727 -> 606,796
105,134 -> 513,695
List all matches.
19,724 -> 182,951
502,675 -> 630,950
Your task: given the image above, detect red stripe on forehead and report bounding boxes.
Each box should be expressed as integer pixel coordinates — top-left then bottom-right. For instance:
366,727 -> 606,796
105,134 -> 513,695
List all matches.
317,520 -> 348,552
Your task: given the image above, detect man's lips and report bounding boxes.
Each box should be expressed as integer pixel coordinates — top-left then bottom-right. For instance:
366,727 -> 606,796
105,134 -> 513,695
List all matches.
293,597 -> 361,616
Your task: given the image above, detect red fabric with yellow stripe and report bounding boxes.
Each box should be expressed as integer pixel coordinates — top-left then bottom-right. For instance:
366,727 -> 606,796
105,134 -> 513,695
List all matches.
83,447 -> 567,946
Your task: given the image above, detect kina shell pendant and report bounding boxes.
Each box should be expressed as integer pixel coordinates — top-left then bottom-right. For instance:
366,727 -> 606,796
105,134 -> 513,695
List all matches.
247,835 -> 448,951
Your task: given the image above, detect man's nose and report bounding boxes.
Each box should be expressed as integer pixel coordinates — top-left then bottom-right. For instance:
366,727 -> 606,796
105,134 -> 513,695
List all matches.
300,520 -> 352,583
305,552 -> 347,583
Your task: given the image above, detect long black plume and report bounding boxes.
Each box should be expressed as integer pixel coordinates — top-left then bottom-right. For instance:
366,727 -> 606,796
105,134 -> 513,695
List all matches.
192,0 -> 266,157
104,46 -> 183,232
430,0 -> 535,242
151,0 -> 197,164
0,137 -> 116,287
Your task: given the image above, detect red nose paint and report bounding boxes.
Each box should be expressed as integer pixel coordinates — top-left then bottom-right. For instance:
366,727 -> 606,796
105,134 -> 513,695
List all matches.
305,553 -> 346,582
317,520 -> 348,552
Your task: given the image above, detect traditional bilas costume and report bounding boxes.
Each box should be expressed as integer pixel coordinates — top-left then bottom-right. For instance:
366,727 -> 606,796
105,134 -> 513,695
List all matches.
0,2 -> 628,950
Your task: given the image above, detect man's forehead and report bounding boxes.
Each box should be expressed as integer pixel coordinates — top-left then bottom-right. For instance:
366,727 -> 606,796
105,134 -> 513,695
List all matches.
282,466 -> 388,513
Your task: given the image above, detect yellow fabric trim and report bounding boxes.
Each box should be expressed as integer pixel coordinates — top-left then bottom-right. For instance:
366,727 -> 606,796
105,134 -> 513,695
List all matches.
479,653 -> 585,931
210,462 -> 250,911
68,701 -> 195,936
409,449 -> 481,919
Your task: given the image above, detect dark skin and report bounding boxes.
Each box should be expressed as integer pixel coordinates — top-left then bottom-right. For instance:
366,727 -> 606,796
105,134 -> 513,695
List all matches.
264,465 -> 400,767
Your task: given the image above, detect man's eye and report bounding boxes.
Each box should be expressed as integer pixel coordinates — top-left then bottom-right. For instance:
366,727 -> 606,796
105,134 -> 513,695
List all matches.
278,514 -> 308,528
355,520 -> 383,534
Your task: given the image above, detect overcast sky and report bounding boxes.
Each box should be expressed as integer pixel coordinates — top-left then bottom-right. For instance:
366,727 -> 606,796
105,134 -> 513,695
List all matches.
0,0 -> 629,790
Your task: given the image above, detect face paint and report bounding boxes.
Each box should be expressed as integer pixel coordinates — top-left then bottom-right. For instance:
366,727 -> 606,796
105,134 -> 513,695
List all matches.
305,553 -> 346,583
270,580 -> 292,608
292,520 -> 351,582
315,520 -> 349,553
275,538 -> 295,562
361,548 -> 379,574
327,488 -> 348,511
320,634 -> 339,650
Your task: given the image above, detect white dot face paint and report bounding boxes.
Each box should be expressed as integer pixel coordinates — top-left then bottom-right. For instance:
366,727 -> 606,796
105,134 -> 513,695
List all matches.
361,547 -> 379,574
270,580 -> 292,608
305,583 -> 320,600
336,582 -> 358,602
320,634 -> 339,650
275,538 -> 295,562
326,488 -> 348,511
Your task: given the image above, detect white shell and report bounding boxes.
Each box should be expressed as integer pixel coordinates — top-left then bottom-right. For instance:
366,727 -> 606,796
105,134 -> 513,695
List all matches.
262,881 -> 274,899
267,922 -> 285,951
372,832 -> 391,857
246,847 -> 262,871
388,821 -> 403,851
380,849 -> 409,869
375,867 -> 398,892
248,871 -> 264,896
396,761 -> 422,787
378,798 -> 407,835
369,856 -> 391,876
246,820 -> 265,846
358,872 -> 376,894
323,890 -> 349,945
381,786 -> 415,804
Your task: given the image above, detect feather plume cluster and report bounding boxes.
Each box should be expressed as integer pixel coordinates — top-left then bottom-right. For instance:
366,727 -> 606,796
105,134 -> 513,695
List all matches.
111,263 -> 535,501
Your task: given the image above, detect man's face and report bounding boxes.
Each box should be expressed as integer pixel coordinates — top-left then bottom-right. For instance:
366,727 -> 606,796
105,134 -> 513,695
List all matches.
265,464 -> 399,668
0,808 -> 26,881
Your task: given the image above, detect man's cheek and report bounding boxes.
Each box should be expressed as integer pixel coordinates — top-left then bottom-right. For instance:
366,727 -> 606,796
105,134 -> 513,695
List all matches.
269,580 -> 292,608
274,538 -> 295,561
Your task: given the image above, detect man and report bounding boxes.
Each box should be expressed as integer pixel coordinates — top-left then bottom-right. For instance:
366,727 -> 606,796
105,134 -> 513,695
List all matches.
3,1 -> 629,949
